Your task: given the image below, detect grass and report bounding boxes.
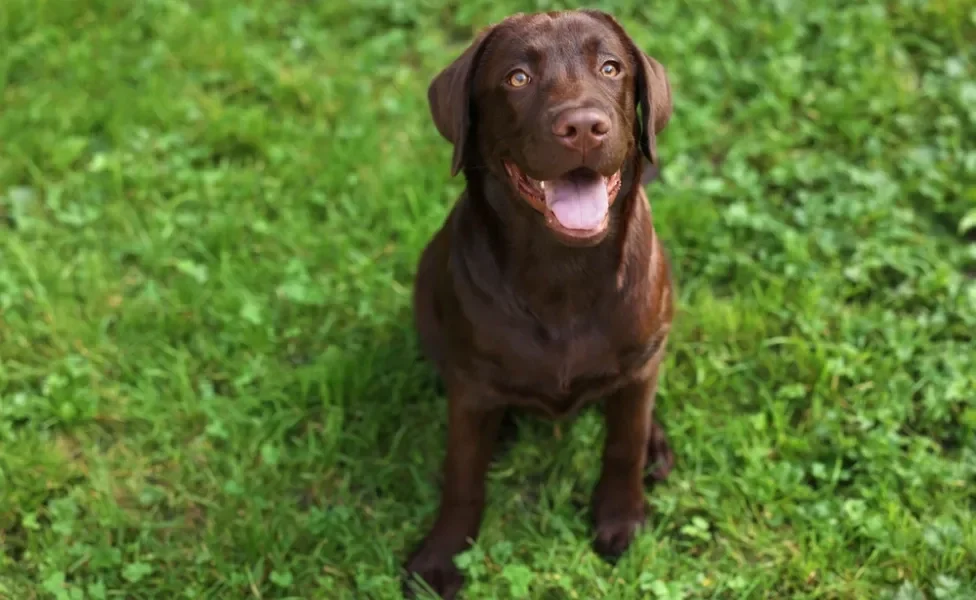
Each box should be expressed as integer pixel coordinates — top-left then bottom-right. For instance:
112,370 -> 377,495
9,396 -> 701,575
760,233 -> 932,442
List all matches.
1,0 -> 975,598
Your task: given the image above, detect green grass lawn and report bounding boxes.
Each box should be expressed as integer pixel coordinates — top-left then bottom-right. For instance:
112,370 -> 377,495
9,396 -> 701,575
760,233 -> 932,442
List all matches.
1,0 -> 975,598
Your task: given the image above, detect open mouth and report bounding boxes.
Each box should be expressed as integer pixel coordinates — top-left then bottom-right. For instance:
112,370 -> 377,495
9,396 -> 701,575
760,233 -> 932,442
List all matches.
504,161 -> 623,238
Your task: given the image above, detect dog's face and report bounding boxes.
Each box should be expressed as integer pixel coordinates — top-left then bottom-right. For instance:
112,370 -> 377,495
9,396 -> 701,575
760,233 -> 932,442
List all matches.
428,10 -> 673,245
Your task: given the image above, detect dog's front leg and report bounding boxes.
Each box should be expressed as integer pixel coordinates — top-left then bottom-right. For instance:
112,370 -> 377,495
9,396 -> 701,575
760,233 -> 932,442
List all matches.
404,387 -> 504,599
591,368 -> 660,559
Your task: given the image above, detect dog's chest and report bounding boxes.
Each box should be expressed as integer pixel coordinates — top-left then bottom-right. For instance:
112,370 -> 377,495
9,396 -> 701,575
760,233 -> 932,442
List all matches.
479,315 -> 643,417
542,326 -> 616,389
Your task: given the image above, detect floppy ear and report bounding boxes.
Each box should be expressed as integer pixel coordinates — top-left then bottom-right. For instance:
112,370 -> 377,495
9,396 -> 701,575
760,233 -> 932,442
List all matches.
427,27 -> 497,177
634,51 -> 673,166
582,11 -> 673,166
640,159 -> 661,186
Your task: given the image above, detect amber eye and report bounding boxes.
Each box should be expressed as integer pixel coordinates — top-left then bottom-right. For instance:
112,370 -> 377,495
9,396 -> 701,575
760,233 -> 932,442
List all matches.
507,69 -> 530,87
600,61 -> 620,77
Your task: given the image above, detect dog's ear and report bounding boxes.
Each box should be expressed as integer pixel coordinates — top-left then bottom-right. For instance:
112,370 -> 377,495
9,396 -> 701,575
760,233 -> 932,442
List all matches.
633,51 -> 673,165
640,159 -> 661,186
428,26 -> 497,177
585,11 -> 673,166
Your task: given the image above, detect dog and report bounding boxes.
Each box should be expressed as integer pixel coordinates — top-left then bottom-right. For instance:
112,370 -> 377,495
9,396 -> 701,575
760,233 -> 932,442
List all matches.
405,10 -> 675,598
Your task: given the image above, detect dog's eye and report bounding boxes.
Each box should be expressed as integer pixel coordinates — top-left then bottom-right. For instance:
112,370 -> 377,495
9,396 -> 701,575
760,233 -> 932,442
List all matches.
600,61 -> 621,77
506,70 -> 530,88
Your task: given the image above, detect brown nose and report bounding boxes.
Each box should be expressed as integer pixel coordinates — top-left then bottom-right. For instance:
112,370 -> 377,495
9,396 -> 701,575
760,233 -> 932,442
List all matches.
551,108 -> 611,153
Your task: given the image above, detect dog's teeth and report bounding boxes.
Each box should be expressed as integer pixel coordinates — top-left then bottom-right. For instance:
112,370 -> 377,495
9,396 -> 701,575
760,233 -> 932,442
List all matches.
539,181 -> 546,190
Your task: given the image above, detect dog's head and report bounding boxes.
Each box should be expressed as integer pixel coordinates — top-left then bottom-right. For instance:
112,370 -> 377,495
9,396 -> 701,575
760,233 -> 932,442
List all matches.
428,10 -> 673,245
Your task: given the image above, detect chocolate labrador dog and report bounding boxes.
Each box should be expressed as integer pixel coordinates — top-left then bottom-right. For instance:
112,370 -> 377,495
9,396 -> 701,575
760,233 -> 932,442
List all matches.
405,9 -> 675,598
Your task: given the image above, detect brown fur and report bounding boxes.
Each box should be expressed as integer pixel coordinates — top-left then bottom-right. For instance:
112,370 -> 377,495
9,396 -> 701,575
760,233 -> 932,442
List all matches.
404,10 -> 676,598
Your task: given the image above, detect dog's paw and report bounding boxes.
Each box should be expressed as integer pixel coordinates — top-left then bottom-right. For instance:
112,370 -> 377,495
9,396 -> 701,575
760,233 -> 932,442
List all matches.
593,507 -> 646,560
591,484 -> 647,561
403,545 -> 464,600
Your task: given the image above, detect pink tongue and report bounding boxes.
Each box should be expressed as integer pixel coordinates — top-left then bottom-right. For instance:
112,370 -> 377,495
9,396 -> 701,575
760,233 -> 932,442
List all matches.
546,173 -> 609,230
